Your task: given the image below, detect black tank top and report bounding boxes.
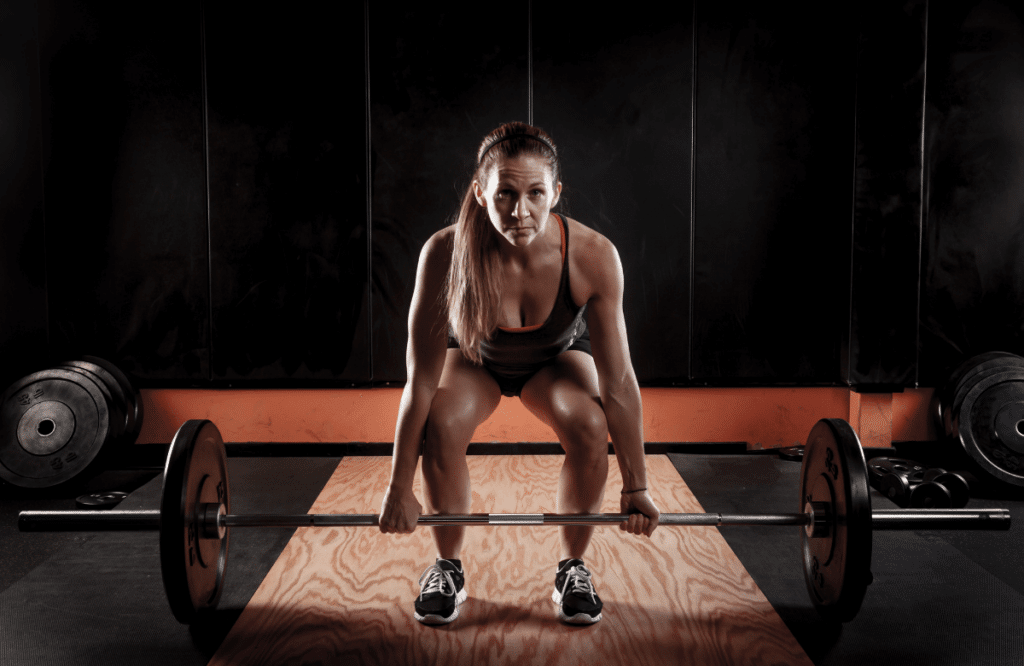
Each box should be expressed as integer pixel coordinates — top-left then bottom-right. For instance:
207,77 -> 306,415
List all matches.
476,214 -> 588,378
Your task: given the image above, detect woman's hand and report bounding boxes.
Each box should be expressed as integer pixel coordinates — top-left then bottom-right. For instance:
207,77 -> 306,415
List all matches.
379,485 -> 422,534
619,489 -> 660,537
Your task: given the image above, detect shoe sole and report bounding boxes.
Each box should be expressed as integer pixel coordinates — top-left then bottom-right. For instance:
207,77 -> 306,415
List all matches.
415,588 -> 468,625
551,589 -> 602,624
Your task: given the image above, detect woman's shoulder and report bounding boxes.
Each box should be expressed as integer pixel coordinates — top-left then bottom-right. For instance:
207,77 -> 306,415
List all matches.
420,225 -> 456,260
414,226 -> 456,287
427,224 -> 457,247
563,216 -> 617,263
562,216 -> 621,302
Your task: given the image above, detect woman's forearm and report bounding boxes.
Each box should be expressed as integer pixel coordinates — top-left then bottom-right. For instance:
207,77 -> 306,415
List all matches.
389,380 -> 436,490
602,377 -> 647,490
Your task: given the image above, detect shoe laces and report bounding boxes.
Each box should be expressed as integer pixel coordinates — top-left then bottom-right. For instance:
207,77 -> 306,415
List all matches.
418,563 -> 457,600
561,564 -> 596,604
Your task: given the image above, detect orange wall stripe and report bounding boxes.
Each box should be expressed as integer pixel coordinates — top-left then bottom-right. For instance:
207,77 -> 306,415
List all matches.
892,389 -> 938,442
138,387 -> 937,447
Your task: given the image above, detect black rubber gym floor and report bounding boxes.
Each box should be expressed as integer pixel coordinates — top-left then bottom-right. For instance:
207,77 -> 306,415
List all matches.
1,451 -> 1021,665
675,452 -> 1024,666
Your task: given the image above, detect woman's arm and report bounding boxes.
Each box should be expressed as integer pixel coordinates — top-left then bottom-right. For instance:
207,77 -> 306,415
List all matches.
580,233 -> 660,536
379,229 -> 452,534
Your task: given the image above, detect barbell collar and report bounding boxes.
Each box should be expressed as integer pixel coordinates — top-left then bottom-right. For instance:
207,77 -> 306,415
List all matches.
804,501 -> 831,538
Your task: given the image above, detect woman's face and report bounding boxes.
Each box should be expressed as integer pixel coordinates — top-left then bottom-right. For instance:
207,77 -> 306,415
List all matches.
473,155 -> 561,249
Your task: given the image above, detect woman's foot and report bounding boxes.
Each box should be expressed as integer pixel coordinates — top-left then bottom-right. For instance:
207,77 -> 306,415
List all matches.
414,558 -> 467,625
553,559 -> 602,624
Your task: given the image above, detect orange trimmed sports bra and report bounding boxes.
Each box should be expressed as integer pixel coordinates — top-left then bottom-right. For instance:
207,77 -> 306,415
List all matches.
475,214 -> 589,379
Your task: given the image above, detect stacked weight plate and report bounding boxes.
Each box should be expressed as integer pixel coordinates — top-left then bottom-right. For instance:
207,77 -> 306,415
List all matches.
937,351 -> 1024,490
0,357 -> 143,489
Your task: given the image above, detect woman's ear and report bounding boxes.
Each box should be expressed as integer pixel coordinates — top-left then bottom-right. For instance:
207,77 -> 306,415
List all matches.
472,180 -> 487,207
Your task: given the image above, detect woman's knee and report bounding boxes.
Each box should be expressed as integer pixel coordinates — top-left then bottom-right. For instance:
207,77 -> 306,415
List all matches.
554,401 -> 608,458
422,402 -> 474,467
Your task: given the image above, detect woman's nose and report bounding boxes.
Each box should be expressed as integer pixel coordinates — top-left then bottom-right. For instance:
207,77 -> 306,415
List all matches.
512,196 -> 529,219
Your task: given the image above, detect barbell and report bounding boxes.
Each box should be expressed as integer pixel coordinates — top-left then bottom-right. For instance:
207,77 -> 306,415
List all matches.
18,418 -> 1012,625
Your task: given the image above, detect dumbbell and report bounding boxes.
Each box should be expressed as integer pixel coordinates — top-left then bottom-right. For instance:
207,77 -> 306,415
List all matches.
876,459 -> 970,506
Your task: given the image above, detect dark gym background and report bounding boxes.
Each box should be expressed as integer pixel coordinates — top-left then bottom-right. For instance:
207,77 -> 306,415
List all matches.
2,0 -> 1023,390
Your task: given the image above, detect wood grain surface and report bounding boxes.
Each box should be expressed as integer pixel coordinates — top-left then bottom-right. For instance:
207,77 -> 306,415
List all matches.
208,455 -> 811,666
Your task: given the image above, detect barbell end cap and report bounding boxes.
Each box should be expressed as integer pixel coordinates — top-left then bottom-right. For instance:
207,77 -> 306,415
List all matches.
984,509 -> 1013,530
17,512 -> 36,533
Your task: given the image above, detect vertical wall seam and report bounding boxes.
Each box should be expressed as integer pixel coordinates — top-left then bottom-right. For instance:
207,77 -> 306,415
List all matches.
365,0 -> 374,383
200,0 -> 213,382
915,0 -> 929,388
688,0 -> 697,382
528,0 -> 533,126
34,5 -> 50,351
847,22 -> 859,388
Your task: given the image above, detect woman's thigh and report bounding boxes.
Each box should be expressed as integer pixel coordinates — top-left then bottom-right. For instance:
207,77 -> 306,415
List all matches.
424,349 -> 503,454
518,350 -> 608,448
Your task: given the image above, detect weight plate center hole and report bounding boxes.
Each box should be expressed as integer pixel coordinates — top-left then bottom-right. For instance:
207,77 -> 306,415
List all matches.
1017,420 -> 1024,437
16,401 -> 77,456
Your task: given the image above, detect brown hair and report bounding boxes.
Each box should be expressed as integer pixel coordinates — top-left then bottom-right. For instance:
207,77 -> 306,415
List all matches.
446,122 -> 561,364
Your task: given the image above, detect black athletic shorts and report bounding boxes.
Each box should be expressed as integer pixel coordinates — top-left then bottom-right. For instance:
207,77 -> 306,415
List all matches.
448,329 -> 592,398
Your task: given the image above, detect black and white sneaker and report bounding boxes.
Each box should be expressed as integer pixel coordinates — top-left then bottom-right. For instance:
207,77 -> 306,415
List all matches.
552,559 -> 602,624
414,558 -> 467,625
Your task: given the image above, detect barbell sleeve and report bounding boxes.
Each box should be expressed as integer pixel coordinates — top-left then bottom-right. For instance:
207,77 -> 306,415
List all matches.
19,510 -> 161,532
870,508 -> 1011,530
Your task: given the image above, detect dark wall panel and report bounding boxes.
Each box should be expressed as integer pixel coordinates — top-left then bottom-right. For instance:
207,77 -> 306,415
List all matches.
0,1 -> 48,388
533,3 -> 694,384
368,1 -> 529,382
846,1 -> 928,387
15,0 -> 1024,393
38,0 -> 207,382
921,0 -> 1024,384
692,2 -> 856,383
206,5 -> 369,384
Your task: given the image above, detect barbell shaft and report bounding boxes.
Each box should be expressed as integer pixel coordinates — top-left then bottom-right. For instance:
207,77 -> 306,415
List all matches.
222,512 -> 811,527
18,508 -> 1012,532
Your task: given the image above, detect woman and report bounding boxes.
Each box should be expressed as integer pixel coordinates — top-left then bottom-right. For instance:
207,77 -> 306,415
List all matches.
379,122 -> 659,626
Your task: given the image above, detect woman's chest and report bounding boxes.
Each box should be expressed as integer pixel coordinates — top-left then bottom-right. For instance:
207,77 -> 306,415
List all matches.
496,259 -> 563,329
